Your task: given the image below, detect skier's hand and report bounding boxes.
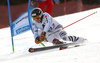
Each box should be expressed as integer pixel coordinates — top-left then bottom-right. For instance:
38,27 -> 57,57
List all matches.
40,31 -> 46,41
35,37 -> 41,44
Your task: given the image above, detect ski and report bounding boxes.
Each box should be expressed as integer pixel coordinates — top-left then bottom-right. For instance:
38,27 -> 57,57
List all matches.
28,43 -> 81,52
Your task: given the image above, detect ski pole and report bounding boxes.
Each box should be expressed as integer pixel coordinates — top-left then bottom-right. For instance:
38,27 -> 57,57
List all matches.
45,11 -> 97,38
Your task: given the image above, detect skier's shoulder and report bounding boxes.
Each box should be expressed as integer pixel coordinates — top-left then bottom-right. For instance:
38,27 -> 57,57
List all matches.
43,12 -> 49,15
32,20 -> 37,24
43,12 -> 51,18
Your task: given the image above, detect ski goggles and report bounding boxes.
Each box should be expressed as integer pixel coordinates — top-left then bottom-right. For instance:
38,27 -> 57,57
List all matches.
32,16 -> 40,20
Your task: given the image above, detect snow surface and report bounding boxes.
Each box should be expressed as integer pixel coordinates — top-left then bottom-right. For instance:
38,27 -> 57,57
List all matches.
0,8 -> 100,63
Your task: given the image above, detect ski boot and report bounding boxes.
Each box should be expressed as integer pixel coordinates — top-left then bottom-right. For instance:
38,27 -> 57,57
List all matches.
74,38 -> 88,47
82,39 -> 88,43
52,39 -> 68,50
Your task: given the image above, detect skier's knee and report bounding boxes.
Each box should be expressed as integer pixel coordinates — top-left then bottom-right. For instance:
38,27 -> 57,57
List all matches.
59,31 -> 67,41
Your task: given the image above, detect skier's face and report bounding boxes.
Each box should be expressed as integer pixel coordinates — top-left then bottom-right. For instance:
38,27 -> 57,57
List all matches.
35,18 -> 41,23
32,16 -> 41,23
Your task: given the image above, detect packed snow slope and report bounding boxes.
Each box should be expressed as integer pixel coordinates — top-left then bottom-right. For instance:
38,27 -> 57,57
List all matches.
0,8 -> 100,63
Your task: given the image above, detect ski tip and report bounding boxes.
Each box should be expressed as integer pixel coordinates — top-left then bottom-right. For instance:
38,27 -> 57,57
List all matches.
29,48 -> 34,52
59,46 -> 68,50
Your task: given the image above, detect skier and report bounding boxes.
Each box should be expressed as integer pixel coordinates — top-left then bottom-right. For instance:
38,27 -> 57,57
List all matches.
31,8 -> 87,45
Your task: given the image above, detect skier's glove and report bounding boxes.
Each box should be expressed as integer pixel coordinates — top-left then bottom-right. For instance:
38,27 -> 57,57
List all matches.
35,37 -> 41,44
40,31 -> 46,41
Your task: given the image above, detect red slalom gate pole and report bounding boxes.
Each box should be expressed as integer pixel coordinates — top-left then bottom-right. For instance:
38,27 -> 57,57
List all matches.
80,0 -> 84,11
64,0 -> 67,14
45,11 -> 97,38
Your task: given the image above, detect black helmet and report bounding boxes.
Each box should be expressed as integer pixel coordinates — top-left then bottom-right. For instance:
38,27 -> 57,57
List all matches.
31,8 -> 43,18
